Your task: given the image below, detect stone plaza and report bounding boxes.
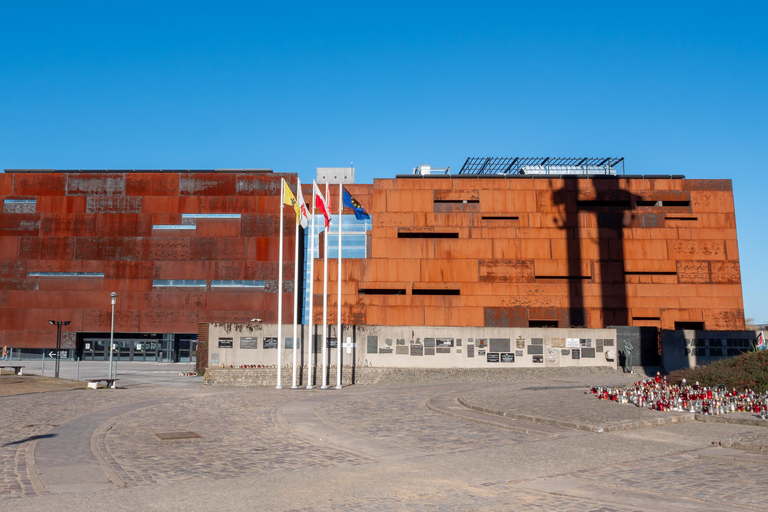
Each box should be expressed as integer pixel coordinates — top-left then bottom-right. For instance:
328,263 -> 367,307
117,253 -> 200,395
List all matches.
1,361 -> 767,511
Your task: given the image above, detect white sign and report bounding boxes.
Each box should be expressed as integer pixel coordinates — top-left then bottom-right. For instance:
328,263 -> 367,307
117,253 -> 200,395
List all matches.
565,338 -> 580,348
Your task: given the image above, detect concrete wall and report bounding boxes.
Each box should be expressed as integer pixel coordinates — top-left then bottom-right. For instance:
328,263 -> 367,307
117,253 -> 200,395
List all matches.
661,329 -> 756,371
208,322 -> 617,370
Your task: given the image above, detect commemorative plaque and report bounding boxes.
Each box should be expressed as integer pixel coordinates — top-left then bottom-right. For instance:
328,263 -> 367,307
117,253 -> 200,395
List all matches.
500,353 -> 515,363
424,338 -> 436,348
411,344 -> 424,356
218,338 -> 233,349
240,337 -> 258,349
263,337 -> 278,349
532,355 -> 544,363
467,345 -> 474,357
572,349 -> 581,359
436,338 -> 454,347
486,352 -> 500,363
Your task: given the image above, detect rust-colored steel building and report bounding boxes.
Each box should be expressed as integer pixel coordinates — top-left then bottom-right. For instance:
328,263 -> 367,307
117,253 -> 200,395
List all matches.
0,164 -> 746,361
0,170 -> 298,359
319,174 -> 744,333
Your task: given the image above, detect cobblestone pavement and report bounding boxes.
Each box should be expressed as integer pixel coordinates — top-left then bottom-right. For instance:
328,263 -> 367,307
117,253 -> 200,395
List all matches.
1,371 -> 767,511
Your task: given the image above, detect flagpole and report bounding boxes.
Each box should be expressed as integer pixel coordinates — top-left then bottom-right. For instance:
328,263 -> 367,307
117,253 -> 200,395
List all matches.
276,179 -> 284,390
321,182 -> 330,389
306,182 -> 317,389
336,182 -> 343,389
291,179 -> 301,389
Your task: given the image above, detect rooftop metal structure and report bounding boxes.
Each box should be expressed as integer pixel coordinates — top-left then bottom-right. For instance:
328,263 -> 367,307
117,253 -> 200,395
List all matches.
458,157 -> 625,176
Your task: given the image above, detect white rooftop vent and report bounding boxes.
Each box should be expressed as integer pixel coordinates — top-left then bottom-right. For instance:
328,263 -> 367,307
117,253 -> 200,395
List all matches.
413,164 -> 450,175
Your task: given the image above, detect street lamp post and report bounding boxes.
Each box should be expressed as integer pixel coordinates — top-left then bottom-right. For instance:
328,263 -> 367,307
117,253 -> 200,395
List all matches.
109,292 -> 118,380
48,320 -> 71,379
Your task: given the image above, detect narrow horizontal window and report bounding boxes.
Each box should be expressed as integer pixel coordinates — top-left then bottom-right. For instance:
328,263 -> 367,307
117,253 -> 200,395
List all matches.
4,199 -> 36,204
397,232 -> 459,239
29,271 -> 104,278
153,225 -> 196,230
576,200 -> 631,208
211,280 -> 265,288
358,288 -> 406,295
152,279 -> 206,287
481,216 -> 519,221
534,275 -> 591,280
665,216 -> 697,221
661,200 -> 690,207
412,289 -> 460,295
529,320 -> 558,328
632,316 -> 661,320
433,199 -> 479,204
181,213 -> 242,219
636,200 -> 661,207
624,271 -> 677,276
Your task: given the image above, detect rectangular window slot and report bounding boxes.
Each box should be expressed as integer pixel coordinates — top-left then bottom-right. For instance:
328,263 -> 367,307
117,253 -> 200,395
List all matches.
534,275 -> 591,280
665,216 -> 697,221
211,280 -> 265,288
29,271 -> 104,278
412,289 -> 460,295
661,201 -> 690,207
153,279 -> 206,287
529,320 -> 559,328
636,200 -> 661,206
632,317 -> 661,321
358,288 -> 406,295
4,199 -> 36,204
576,200 -> 631,208
182,214 -> 242,219
624,271 -> 677,276
481,216 -> 519,221
153,225 -> 196,230
675,321 -> 705,330
397,232 -> 459,239
434,200 -> 479,204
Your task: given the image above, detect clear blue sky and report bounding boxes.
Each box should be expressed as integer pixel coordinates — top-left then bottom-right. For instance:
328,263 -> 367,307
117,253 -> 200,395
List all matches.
1,1 -> 766,322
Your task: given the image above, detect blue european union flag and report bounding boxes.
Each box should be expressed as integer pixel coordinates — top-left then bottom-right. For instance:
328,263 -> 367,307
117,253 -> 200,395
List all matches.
342,188 -> 370,220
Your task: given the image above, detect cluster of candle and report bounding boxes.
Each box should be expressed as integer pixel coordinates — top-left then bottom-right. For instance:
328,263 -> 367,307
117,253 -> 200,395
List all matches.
590,373 -> 768,418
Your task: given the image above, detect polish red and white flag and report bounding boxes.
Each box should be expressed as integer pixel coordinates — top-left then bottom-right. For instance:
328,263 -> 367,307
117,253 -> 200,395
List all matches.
314,181 -> 331,228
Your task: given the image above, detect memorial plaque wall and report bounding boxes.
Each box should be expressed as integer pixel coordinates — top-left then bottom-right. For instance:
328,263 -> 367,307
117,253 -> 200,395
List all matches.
263,337 -> 277,349
478,350 -> 486,356
425,348 -> 435,355
411,344 -> 424,356
476,339 -> 487,348
500,353 -> 515,363
436,338 -> 454,347
396,346 -> 409,355
327,338 -> 338,348
532,355 -> 543,363
424,338 -> 436,348
596,339 -> 604,352
551,338 -> 565,348
367,336 -> 378,354
515,350 -> 523,357
486,352 -> 500,363
572,349 -> 581,359
218,338 -> 233,349
489,338 -> 510,352
456,339 -> 462,347
285,337 -> 300,350
436,347 -> 450,354
516,337 -> 526,349
527,345 -> 543,355
581,347 -> 596,358
467,345 -> 474,357
379,347 -> 393,354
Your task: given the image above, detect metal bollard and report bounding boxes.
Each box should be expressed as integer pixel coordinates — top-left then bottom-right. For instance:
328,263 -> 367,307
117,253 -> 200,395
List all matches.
76,357 -> 80,381
42,351 -> 45,377
8,347 -> 12,366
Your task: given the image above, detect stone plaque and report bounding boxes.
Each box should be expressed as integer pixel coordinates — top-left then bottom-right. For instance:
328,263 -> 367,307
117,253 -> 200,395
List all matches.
436,338 -> 454,347
478,350 -> 486,356
327,338 -> 338,348
500,353 -> 515,363
604,339 -> 614,346
456,339 -> 462,347
263,337 -> 277,349
489,338 -> 510,352
476,339 -> 487,348
285,337 -> 301,350
531,338 -> 543,345
211,352 -> 219,363
367,336 -> 378,354
385,338 -> 393,346
551,338 -> 565,348
561,349 -> 570,355
397,338 -> 406,346
566,338 -> 580,348
527,345 -> 543,355
396,346 -> 409,355
378,347 -> 393,354
572,349 -> 581,359
582,347 -> 596,358
486,352 -> 500,363
436,347 -> 451,354
580,338 -> 591,347
424,338 -> 436,348
532,355 -> 544,363
516,336 -> 525,349
515,350 -> 523,357
411,344 -> 423,356
240,337 -> 258,349
425,348 -> 435,355
218,338 -> 233,349
456,349 -> 462,354
467,345 -> 474,357
468,338 -> 474,344
596,339 -> 603,352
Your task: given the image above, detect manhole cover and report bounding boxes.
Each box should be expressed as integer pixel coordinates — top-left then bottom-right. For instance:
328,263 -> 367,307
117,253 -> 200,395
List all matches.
155,431 -> 202,440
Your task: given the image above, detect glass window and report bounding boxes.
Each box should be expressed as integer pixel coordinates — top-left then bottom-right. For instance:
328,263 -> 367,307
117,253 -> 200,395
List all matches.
152,279 -> 206,287
29,271 -> 105,278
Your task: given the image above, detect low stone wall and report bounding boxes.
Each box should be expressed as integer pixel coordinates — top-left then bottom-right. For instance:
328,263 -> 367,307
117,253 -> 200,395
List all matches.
204,365 -> 622,387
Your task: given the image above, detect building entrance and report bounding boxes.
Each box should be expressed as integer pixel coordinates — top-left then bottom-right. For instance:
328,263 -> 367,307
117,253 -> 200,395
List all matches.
77,333 -> 197,363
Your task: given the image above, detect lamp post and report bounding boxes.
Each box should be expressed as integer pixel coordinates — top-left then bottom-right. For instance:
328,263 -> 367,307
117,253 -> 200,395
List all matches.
48,320 -> 71,379
109,292 -> 118,380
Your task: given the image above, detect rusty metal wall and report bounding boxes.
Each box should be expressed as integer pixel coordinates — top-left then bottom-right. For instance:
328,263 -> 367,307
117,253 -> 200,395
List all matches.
0,171 -> 298,349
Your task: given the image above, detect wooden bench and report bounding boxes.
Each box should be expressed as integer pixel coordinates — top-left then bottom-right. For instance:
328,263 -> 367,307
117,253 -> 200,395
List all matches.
0,365 -> 25,375
85,378 -> 119,389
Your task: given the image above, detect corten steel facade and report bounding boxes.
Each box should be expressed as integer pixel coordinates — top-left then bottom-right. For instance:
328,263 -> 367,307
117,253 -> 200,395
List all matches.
311,175 -> 744,332
0,170 -> 299,351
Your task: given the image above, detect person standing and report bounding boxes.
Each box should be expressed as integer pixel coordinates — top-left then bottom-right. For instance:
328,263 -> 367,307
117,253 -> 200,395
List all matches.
1,346 -> 7,360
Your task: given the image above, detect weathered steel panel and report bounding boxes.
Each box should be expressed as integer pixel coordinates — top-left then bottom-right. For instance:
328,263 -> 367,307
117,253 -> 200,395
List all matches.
20,237 -> 76,260
67,174 -> 125,195
236,175 -> 282,196
0,237 -> 19,260
36,195 -> 88,214
13,173 -> 67,196
677,261 -> 710,284
240,214 -> 279,237
189,237 -> 246,261
40,214 -> 96,237
0,261 -> 27,278
479,259 -> 534,283
0,214 -> 40,236
86,196 -> 143,214
125,174 -> 179,196
94,214 -> 153,237
179,174 -> 236,196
